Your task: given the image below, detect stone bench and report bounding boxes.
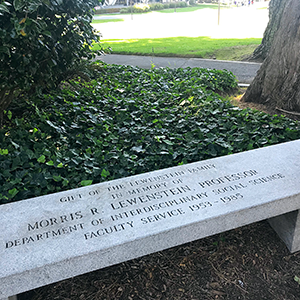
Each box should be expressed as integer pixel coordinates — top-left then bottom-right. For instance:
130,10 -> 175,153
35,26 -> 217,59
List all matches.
1,140 -> 300,300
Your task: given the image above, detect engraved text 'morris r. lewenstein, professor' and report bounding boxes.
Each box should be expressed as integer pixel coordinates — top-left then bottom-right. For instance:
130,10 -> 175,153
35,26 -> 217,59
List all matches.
4,166 -> 287,249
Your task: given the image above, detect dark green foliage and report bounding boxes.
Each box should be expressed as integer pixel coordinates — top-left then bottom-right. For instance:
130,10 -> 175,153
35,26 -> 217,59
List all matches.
148,3 -> 165,10
0,0 -> 102,118
168,1 -> 187,8
1,63 -> 299,204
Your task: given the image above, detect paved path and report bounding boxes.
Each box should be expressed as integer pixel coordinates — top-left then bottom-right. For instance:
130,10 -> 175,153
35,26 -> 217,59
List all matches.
97,54 -> 261,84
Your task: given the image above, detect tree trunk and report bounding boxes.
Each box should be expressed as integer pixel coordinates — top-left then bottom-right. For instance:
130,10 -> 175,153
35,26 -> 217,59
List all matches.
249,0 -> 287,62
242,0 -> 300,113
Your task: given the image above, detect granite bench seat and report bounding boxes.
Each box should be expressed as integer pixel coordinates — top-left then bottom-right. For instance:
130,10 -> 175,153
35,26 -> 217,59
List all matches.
1,140 -> 300,300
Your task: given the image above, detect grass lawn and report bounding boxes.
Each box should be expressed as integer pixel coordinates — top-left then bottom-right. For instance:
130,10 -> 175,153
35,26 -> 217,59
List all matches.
94,37 -> 261,61
92,18 -> 124,24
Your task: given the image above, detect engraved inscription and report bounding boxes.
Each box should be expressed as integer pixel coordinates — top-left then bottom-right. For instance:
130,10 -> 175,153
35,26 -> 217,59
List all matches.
128,170 -> 186,187
110,192 -> 208,221
198,170 -> 258,188
27,211 -> 83,231
141,208 -> 185,224
110,185 -> 192,210
3,162 -> 288,251
84,221 -> 134,240
6,223 -> 85,248
248,173 -> 285,185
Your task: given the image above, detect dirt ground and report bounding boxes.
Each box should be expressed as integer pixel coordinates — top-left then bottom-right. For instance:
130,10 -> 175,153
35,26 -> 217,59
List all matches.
18,95 -> 300,300
233,89 -> 300,121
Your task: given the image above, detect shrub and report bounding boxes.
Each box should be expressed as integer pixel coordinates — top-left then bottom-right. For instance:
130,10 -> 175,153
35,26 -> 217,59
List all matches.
168,2 -> 188,8
94,7 -> 121,14
120,4 -> 150,14
149,3 -> 164,10
167,2 -> 188,8
0,0 -> 102,123
120,7 -> 131,13
178,1 -> 188,7
133,3 -> 150,13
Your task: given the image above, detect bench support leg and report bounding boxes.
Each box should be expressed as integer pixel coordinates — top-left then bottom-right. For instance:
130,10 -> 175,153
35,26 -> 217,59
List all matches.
0,296 -> 18,300
268,209 -> 300,253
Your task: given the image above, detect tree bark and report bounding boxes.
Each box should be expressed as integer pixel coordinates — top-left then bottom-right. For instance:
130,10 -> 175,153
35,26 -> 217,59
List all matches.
242,0 -> 300,112
250,0 -> 287,62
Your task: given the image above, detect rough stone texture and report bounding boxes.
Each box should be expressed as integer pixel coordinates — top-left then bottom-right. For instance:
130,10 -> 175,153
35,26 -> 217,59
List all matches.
268,210 -> 300,253
1,296 -> 17,300
1,140 -> 300,299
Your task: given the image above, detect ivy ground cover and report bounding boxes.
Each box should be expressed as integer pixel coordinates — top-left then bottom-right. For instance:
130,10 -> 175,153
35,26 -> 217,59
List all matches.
1,63 -> 300,204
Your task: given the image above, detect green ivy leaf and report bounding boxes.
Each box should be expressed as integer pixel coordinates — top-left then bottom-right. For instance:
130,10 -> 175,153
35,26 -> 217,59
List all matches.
0,3 -> 10,13
101,169 -> 110,178
80,180 -> 93,186
13,0 -> 24,10
37,155 -> 46,163
10,140 -> 20,149
131,146 -> 145,153
62,178 -> 69,187
0,148 -> 8,155
53,175 -> 62,182
46,160 -> 54,166
4,110 -> 12,120
8,188 -> 19,198
42,31 -> 52,38
163,140 -> 174,146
